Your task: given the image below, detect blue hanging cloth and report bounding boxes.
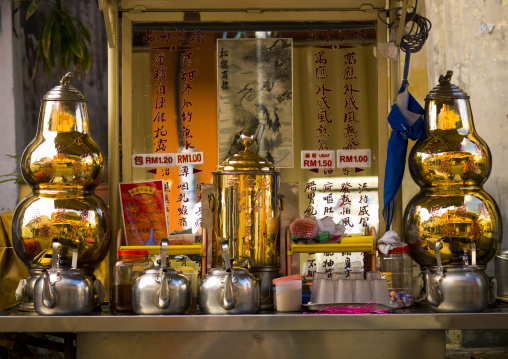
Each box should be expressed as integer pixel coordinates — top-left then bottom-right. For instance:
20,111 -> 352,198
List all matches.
382,42 -> 425,232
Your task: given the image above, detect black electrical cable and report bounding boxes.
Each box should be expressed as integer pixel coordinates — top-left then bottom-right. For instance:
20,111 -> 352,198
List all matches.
378,0 -> 432,53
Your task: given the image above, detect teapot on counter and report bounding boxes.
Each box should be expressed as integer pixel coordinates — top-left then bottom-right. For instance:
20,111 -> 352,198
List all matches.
199,240 -> 260,314
132,239 -> 192,315
423,237 -> 488,313
34,237 -> 94,315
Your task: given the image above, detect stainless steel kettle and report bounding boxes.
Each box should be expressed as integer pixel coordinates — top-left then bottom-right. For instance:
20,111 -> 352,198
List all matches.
34,237 -> 94,315
199,240 -> 260,314
423,238 -> 488,312
132,239 -> 192,314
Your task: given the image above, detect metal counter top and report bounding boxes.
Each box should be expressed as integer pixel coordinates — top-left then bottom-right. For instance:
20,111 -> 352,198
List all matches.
2,303 -> 508,333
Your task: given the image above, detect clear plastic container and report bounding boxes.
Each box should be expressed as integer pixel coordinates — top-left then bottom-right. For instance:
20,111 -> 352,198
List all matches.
112,250 -> 151,313
273,275 -> 302,312
378,246 -> 413,307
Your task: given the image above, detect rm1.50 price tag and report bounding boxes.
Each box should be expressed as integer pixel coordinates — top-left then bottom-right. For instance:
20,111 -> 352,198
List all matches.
337,149 -> 371,168
301,150 -> 335,169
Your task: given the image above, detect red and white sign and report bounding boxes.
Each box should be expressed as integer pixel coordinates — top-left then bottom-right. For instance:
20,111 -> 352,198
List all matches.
132,154 -> 176,168
175,152 -> 204,166
301,150 -> 335,169
337,149 -> 371,168
132,152 -> 204,167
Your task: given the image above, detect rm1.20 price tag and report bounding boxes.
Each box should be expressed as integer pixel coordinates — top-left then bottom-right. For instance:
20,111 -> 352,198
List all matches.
132,154 -> 176,168
337,149 -> 371,168
301,150 -> 335,169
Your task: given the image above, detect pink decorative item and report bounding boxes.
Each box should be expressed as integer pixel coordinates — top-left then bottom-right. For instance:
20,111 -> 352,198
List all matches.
290,218 -> 317,239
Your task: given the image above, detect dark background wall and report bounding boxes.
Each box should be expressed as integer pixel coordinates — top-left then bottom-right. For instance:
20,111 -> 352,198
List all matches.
17,0 -> 109,164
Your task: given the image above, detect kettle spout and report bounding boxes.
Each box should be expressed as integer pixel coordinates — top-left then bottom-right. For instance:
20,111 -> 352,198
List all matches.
41,270 -> 57,309
423,268 -> 442,307
156,269 -> 171,309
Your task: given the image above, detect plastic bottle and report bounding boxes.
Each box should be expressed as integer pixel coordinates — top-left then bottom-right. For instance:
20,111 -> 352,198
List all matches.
378,246 -> 414,307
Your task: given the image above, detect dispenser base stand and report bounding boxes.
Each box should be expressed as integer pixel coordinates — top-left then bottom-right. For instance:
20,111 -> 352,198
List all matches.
250,266 -> 279,310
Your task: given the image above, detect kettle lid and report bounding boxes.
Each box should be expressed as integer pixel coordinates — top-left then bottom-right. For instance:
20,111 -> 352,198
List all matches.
425,70 -> 469,101
208,267 -> 249,276
43,72 -> 86,101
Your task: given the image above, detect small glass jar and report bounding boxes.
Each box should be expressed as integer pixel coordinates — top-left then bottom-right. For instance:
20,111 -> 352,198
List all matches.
378,246 -> 414,307
112,250 -> 150,313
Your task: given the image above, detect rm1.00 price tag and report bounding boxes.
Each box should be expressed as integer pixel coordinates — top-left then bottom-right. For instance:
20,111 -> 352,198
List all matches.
301,150 -> 335,169
337,149 -> 371,168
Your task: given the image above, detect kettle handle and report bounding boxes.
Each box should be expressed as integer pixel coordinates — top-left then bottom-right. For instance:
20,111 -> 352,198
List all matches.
220,240 -> 236,310
435,238 -> 444,278
156,238 -> 171,309
221,269 -> 236,310
470,239 -> 477,267
278,194 -> 284,212
159,238 -> 169,273
51,237 -> 78,269
156,269 -> 172,309
41,269 -> 57,309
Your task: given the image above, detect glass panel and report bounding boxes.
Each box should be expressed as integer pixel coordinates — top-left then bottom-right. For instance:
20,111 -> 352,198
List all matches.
128,22 -> 379,261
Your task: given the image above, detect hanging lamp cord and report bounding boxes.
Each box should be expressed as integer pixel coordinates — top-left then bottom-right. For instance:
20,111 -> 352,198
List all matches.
378,0 -> 432,53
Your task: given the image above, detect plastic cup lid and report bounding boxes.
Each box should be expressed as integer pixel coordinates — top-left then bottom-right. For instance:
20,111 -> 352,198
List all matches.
118,250 -> 149,256
273,274 -> 301,284
388,246 -> 409,254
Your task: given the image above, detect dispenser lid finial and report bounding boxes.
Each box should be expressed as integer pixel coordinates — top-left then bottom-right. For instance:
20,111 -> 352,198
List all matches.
43,72 -> 86,101
426,70 -> 470,100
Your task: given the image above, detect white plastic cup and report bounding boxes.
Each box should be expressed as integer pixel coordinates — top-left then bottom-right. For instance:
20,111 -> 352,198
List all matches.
332,272 -> 347,280
350,272 -> 363,280
370,278 -> 391,306
309,272 -> 328,304
366,271 -> 382,280
335,279 -> 353,303
353,279 -> 371,303
273,275 -> 302,312
314,278 -> 335,304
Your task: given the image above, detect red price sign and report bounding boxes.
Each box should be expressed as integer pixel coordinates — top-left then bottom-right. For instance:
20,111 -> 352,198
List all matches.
301,150 -> 335,169
175,152 -> 204,166
337,149 -> 371,168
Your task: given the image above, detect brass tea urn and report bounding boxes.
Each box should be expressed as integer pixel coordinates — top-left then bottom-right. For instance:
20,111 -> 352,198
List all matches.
403,71 -> 502,268
12,73 -> 111,310
209,135 -> 282,309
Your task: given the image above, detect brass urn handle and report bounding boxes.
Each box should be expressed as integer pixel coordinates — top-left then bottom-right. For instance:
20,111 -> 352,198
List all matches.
208,194 -> 216,211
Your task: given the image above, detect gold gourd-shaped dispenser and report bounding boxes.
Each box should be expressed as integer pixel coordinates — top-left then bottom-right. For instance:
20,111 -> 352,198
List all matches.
12,73 -> 111,310
404,71 -> 502,271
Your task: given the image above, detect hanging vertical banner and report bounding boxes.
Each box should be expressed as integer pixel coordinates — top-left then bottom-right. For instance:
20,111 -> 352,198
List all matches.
144,29 -> 218,233
217,38 -> 294,168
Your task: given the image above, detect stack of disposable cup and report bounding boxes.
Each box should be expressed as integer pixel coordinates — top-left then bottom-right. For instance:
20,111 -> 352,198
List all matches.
350,272 -> 363,280
310,272 -> 328,304
353,279 -> 371,303
335,279 -> 353,303
370,278 -> 391,306
313,278 -> 335,304
366,271 -> 382,280
332,272 -> 347,280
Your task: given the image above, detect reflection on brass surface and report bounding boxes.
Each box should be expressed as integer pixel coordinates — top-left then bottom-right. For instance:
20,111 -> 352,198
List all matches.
12,73 -> 111,271
404,71 -> 502,266
210,136 -> 281,268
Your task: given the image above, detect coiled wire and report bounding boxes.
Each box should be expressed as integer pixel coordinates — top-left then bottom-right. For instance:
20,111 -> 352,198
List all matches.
378,0 -> 432,53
